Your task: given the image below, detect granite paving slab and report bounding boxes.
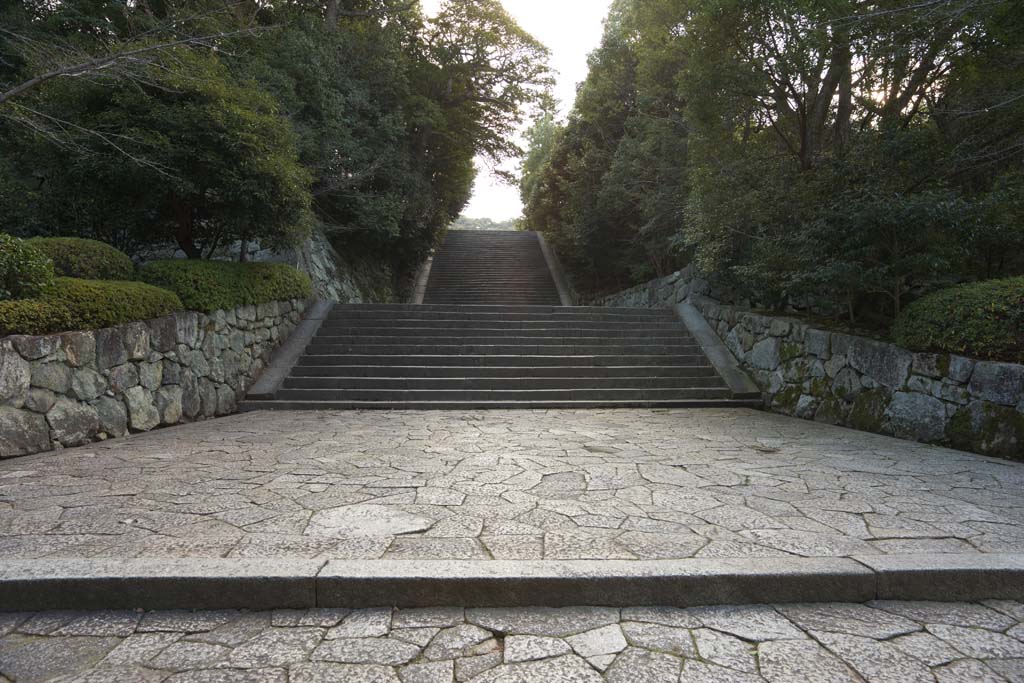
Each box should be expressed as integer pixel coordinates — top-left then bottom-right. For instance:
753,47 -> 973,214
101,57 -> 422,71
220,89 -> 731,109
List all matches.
1,408 -> 1023,563
1,602 -> 1023,682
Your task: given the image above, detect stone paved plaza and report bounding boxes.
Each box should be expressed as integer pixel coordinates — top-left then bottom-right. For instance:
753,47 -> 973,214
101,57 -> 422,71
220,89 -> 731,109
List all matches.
3,602 -> 1024,682
1,408 -> 1023,561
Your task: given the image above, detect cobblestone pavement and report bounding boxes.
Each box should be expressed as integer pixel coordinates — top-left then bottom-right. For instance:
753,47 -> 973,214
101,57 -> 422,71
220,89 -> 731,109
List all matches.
2,602 -> 1024,682
1,409 -> 1024,561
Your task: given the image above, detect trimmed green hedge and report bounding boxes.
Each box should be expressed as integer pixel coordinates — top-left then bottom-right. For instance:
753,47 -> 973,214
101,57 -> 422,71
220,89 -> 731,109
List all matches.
138,260 -> 311,313
27,237 -> 135,280
0,278 -> 183,336
0,234 -> 55,301
892,277 -> 1024,363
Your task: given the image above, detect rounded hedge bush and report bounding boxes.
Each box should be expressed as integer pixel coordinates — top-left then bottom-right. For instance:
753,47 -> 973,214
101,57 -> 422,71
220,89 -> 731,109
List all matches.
892,277 -> 1024,363
27,237 -> 135,280
0,233 -> 55,301
0,278 -> 183,336
138,260 -> 311,313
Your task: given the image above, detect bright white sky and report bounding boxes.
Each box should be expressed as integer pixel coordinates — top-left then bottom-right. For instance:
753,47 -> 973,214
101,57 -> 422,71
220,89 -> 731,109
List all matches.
421,0 -> 613,221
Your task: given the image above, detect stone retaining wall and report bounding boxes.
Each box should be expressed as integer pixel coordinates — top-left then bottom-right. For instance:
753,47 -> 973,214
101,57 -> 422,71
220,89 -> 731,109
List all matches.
599,270 -> 1024,459
0,299 -> 306,458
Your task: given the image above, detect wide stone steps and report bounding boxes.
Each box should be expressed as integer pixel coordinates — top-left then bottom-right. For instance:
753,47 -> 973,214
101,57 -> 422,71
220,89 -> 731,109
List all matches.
273,388 -> 734,401
289,365 -> 720,378
423,230 -> 561,306
283,376 -> 728,390
305,344 -> 706,356
247,399 -> 747,410
243,231 -> 758,410
314,326 -> 686,336
294,354 -> 715,367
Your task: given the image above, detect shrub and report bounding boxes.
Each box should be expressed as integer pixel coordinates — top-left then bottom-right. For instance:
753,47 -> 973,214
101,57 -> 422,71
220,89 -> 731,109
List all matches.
0,233 -> 55,301
892,277 -> 1024,363
27,237 -> 135,280
138,260 -> 311,313
0,278 -> 183,336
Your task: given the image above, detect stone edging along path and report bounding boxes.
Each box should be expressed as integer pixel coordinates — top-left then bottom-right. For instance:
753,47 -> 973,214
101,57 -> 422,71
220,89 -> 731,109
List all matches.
597,268 -> 1024,459
2,554 -> 1024,611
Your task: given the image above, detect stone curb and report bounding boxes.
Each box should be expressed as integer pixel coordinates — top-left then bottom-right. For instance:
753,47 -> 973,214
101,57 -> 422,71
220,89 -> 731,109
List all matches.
675,301 -> 762,400
245,300 -> 333,400
535,232 -> 575,307
411,256 -> 434,305
0,559 -> 323,610
3,555 -> 1024,611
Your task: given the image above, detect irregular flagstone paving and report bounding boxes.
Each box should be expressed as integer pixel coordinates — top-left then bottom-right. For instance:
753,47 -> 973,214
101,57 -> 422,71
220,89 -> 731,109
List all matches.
1,409 -> 1024,561
2,602 -> 1024,682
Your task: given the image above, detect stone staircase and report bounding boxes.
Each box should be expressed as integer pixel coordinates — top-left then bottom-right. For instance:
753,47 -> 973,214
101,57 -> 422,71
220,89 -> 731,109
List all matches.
242,230 -> 758,410
423,230 -> 563,305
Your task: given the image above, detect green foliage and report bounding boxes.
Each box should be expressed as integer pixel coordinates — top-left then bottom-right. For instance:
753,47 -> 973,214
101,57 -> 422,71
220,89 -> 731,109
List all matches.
892,278 -> 1024,363
138,260 -> 311,313
450,216 -> 518,231
520,0 -> 691,297
26,237 -> 134,280
0,278 -> 182,336
522,0 -> 1024,318
0,0 -> 552,283
0,233 -> 55,301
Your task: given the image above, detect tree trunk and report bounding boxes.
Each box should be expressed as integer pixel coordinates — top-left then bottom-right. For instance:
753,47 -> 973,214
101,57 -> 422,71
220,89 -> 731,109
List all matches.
173,202 -> 201,259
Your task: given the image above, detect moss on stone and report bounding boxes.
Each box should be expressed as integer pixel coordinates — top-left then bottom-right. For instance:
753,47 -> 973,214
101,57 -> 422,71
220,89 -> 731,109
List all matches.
815,396 -> 846,424
780,342 -> 803,363
772,384 -> 803,415
948,402 -> 1024,460
848,389 -> 891,433
807,377 -> 831,399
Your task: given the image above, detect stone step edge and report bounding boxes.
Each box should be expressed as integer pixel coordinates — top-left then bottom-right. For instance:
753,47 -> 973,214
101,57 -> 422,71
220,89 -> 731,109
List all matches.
2,554 -> 1022,610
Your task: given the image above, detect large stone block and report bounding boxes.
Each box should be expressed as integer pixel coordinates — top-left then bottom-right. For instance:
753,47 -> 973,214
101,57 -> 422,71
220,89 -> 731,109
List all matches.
123,386 -> 160,432
947,356 -> 975,384
10,334 -> 60,361
24,388 -> 56,413
848,389 -> 892,434
968,362 -> 1024,407
847,337 -> 912,390
0,342 -> 30,405
31,362 -> 72,394
94,396 -> 128,437
0,406 -> 50,457
886,392 -> 947,443
155,386 -> 183,425
948,401 -> 1024,459
804,329 -> 830,359
199,378 -> 218,417
911,353 -> 947,379
180,373 -> 201,420
148,316 -> 178,353
748,338 -> 782,371
107,363 -> 139,393
175,312 -> 200,348
61,332 -> 95,368
95,328 -> 128,370
71,368 -> 107,402
831,368 -> 862,401
215,383 -> 235,415
138,362 -> 163,391
45,397 -> 100,447
122,323 -> 150,361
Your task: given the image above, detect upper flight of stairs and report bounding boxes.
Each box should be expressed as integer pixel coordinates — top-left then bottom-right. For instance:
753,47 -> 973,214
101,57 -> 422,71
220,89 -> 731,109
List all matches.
423,230 -> 563,305
241,230 -> 759,410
